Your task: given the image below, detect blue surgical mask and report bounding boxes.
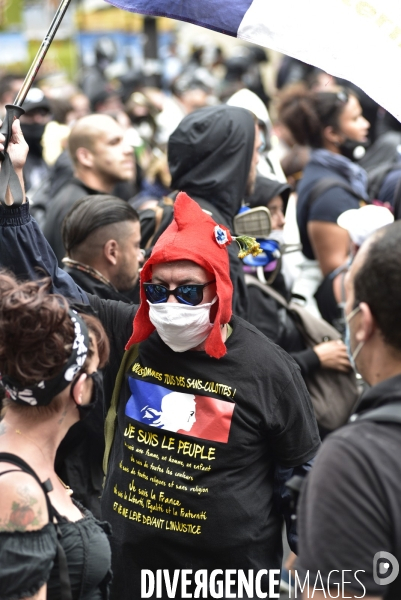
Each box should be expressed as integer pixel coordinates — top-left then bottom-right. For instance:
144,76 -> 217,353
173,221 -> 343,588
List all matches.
345,305 -> 364,370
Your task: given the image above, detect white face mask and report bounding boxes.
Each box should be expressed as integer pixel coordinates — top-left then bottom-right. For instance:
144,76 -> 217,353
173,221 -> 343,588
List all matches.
268,229 -> 286,245
148,297 -> 217,352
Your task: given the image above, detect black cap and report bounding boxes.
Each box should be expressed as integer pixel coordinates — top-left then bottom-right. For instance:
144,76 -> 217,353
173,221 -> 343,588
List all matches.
246,175 -> 291,214
22,88 -> 51,114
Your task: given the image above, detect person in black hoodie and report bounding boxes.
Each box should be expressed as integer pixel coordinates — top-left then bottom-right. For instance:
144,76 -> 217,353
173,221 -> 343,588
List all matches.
20,88 -> 52,193
168,104 -> 261,320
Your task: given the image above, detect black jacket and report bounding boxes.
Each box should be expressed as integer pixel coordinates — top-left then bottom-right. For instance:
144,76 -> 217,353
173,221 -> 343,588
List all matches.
64,265 -> 140,304
168,105 -> 255,320
43,178 -> 102,266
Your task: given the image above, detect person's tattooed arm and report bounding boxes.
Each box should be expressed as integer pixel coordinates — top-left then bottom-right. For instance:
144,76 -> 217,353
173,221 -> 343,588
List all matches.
0,471 -> 47,532
0,470 -> 49,598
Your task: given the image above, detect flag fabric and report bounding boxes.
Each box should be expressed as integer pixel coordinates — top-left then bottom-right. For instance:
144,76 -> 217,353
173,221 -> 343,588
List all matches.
126,378 -> 235,443
105,0 -> 401,121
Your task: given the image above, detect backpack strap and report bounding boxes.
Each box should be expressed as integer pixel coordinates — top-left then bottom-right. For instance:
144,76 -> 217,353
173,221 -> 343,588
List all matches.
349,402 -> 401,425
0,452 -> 54,516
244,273 -> 289,308
306,177 -> 362,213
0,452 -> 73,600
393,178 -> 401,220
103,343 -> 140,476
144,197 -> 175,250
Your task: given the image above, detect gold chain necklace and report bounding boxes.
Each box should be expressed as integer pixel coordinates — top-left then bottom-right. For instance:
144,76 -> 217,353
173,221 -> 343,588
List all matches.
56,475 -> 74,496
15,429 -> 73,496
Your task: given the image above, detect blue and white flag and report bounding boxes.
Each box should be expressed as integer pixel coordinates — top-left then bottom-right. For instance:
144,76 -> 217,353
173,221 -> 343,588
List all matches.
105,0 -> 401,121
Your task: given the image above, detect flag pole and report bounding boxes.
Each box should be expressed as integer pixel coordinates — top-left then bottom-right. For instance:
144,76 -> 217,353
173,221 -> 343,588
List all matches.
0,0 -> 72,157
0,0 -> 72,204
14,0 -> 72,108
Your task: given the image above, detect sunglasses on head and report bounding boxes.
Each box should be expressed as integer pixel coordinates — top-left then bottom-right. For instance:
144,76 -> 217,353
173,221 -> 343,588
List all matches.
143,281 -> 215,306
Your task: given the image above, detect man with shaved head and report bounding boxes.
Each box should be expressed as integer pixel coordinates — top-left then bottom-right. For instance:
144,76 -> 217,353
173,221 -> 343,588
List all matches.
43,114 -> 136,265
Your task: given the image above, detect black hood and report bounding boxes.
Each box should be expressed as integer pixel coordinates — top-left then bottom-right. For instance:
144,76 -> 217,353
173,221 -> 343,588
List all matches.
246,175 -> 291,214
168,105 -> 255,227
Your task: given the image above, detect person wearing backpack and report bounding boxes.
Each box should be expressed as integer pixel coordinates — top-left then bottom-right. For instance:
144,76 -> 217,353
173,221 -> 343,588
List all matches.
277,85 -> 370,330
243,175 -> 354,438
296,221 -> 401,599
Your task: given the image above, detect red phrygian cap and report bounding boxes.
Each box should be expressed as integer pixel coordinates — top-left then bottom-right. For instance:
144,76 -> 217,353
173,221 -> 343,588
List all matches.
125,192 -> 233,358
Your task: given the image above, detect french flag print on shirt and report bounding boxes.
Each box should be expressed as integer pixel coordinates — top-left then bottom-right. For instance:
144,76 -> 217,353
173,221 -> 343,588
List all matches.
126,378 -> 234,443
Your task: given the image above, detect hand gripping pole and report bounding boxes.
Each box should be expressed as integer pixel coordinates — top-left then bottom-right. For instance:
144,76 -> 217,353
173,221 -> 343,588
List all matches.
0,0 -> 72,205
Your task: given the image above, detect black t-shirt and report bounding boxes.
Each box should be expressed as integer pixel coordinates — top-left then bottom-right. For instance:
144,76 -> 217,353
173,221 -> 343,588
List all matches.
297,374 -> 401,599
101,315 -> 320,599
297,163 -> 361,260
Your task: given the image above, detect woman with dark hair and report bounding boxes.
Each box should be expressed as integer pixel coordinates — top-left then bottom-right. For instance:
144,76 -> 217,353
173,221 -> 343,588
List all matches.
278,84 -> 370,329
0,272 -> 111,600
243,176 -> 351,410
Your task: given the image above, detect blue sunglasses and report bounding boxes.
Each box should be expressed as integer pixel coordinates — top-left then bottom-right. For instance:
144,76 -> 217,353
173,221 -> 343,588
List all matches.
143,281 -> 215,306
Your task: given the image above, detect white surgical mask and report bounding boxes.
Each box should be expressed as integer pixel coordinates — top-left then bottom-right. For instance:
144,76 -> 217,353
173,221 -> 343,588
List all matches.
148,297 -> 217,352
268,229 -> 286,245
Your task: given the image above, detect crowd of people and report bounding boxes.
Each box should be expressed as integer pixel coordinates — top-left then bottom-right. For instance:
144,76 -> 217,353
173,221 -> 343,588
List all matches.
1,40 -> 401,600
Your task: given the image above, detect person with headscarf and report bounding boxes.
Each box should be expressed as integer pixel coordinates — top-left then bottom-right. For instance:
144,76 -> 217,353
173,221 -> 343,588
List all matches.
0,272 -> 111,600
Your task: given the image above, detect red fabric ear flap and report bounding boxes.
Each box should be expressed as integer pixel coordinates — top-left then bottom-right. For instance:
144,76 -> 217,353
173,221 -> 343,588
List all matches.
205,326 -> 227,359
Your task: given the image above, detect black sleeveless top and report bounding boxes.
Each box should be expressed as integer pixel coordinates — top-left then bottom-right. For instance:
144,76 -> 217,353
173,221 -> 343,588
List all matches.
0,453 -> 112,600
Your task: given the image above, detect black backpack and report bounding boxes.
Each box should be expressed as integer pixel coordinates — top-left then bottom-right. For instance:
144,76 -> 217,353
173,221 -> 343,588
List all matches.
287,402 -> 401,517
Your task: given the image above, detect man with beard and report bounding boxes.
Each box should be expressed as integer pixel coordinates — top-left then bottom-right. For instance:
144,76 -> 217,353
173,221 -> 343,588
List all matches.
43,113 -> 136,266
61,194 -> 143,303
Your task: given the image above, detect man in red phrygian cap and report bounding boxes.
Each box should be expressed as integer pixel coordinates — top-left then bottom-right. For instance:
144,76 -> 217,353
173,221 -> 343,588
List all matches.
1,123 -> 320,600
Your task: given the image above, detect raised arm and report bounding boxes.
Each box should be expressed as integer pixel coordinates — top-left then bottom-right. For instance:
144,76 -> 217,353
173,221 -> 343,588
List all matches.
0,118 -> 88,302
